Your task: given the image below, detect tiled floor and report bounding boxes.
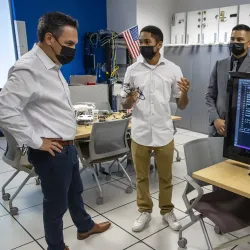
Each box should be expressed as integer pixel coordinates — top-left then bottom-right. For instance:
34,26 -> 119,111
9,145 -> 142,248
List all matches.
0,131 -> 249,250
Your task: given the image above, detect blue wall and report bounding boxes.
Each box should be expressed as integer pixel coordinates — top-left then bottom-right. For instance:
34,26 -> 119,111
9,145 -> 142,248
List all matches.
12,0 -> 107,81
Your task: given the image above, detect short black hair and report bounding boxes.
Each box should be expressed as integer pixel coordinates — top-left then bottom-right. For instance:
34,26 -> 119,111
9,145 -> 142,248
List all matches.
140,25 -> 164,42
232,24 -> 250,32
38,12 -> 78,42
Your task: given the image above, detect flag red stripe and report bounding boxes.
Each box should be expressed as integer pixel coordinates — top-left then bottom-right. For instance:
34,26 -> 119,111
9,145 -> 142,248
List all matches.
124,30 -> 138,58
122,32 -> 135,58
122,29 -> 140,58
124,31 -> 137,58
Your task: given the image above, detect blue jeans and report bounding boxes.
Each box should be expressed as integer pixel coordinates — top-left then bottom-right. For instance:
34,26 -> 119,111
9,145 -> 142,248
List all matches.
28,146 -> 95,250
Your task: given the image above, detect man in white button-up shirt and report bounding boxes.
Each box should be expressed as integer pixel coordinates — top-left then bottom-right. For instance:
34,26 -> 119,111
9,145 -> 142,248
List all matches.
0,12 -> 110,250
121,26 -> 190,232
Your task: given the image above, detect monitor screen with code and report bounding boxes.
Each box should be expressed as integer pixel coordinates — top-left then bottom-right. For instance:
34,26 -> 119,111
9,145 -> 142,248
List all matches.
234,79 -> 250,150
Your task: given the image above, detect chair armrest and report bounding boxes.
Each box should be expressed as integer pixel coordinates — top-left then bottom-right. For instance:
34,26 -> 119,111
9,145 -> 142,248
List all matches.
182,175 -> 204,214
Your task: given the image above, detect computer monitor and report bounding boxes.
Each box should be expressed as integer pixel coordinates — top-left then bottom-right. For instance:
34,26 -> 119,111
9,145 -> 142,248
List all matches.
224,72 -> 250,165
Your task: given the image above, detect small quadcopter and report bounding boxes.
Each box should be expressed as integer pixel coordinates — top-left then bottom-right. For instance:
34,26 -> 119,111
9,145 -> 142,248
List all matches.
123,83 -> 145,100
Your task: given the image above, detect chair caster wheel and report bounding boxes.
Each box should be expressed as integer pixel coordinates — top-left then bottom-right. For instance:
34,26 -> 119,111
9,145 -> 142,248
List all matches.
2,193 -> 11,201
127,159 -> 133,165
96,197 -> 103,205
176,157 -> 181,162
125,186 -> 133,194
35,178 -> 41,185
178,238 -> 187,248
116,171 -> 124,178
10,207 -> 19,216
214,226 -> 222,235
100,167 -> 105,173
106,175 -> 111,181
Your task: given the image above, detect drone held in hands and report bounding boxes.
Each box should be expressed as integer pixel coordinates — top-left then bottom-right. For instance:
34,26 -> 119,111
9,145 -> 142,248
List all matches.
123,83 -> 145,100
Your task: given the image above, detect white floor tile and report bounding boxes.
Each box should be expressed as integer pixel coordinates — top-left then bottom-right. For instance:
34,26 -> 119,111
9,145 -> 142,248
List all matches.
126,242 -> 153,250
0,215 -> 33,250
38,215 -> 138,250
83,181 -> 136,214
230,226 -> 250,239
176,128 -> 190,134
0,204 -> 8,217
118,172 -> 184,195
111,163 -> 137,180
174,134 -> 196,145
144,216 -> 237,250
152,182 -> 211,213
172,160 -> 187,180
1,183 -> 43,212
80,168 -> 116,191
15,242 -> 43,250
0,171 -> 35,191
174,145 -> 185,160
15,204 -> 98,239
0,138 -> 7,150
234,243 -> 250,250
183,131 -> 208,139
104,199 -> 186,240
0,160 -> 14,174
0,148 -> 5,157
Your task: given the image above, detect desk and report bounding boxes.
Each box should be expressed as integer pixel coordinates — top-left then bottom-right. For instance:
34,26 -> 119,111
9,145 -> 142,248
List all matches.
193,160 -> 250,250
193,160 -> 250,199
75,115 -> 181,140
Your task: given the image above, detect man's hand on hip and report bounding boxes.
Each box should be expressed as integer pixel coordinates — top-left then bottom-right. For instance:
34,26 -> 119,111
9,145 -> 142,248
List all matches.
39,138 -> 63,156
214,119 -> 225,136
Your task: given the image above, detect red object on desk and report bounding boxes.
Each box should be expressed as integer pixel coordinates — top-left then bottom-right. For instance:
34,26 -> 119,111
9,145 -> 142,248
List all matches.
87,82 -> 96,85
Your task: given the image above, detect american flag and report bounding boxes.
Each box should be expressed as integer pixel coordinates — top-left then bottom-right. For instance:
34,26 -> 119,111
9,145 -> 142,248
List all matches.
122,26 -> 140,59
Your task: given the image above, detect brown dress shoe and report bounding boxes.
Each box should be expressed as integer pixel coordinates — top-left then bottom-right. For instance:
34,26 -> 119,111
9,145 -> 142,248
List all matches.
64,246 -> 70,250
77,222 -> 111,240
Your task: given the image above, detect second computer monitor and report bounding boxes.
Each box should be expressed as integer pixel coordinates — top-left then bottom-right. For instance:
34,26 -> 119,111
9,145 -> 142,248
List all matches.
224,72 -> 250,165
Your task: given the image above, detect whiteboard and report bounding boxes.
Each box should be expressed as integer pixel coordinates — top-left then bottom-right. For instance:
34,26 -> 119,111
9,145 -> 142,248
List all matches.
239,4 -> 250,26
171,12 -> 186,44
202,8 -> 219,44
0,0 -> 16,89
218,5 -> 238,43
187,10 -> 202,44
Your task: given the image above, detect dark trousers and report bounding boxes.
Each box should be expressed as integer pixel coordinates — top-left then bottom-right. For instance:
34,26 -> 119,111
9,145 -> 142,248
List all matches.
28,146 -> 94,250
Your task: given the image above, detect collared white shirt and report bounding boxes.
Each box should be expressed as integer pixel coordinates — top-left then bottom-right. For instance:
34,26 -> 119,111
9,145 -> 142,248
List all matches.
0,44 -> 76,149
121,55 -> 183,147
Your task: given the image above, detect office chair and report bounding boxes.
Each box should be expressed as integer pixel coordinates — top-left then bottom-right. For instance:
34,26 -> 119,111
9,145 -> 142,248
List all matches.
75,118 -> 133,205
0,127 -> 39,216
178,137 -> 250,249
150,101 -> 181,170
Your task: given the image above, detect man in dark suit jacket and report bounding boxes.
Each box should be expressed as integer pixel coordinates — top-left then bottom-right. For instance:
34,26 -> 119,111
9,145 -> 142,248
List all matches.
206,24 -> 250,137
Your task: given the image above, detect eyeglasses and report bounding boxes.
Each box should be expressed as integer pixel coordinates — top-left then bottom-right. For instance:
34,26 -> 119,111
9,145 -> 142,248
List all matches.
123,83 -> 146,100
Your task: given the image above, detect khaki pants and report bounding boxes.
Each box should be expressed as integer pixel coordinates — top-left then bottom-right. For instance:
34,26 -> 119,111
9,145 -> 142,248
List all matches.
131,139 -> 174,215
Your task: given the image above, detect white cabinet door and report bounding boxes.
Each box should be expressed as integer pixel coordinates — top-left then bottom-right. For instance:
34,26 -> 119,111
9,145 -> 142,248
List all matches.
186,10 -> 202,44
239,4 -> 250,26
218,5 -> 238,43
14,21 -> 28,58
171,12 -> 186,44
201,8 -> 219,44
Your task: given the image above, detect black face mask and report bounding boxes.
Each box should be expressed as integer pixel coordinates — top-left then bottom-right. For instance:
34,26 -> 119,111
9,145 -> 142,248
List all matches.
51,38 -> 76,65
140,46 -> 157,60
229,42 -> 247,57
